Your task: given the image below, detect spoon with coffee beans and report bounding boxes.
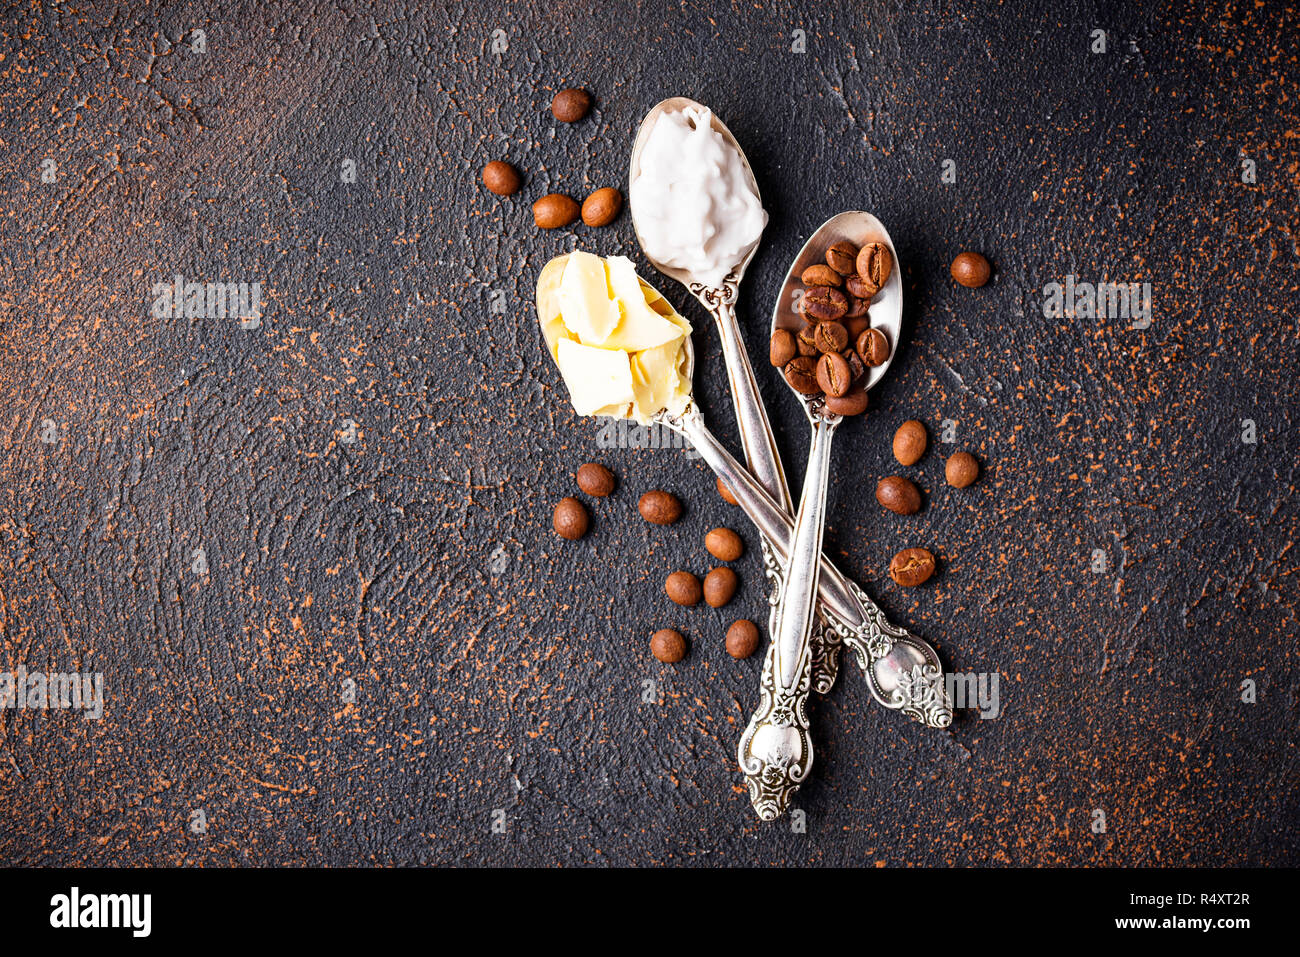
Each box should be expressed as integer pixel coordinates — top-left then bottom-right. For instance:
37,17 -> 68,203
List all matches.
738,211 -> 952,820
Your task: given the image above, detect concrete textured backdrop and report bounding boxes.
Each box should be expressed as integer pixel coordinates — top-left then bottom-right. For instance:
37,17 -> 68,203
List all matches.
0,0 -> 1296,866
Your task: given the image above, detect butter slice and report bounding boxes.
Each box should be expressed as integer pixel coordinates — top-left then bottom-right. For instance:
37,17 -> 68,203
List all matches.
555,339 -> 634,416
602,257 -> 687,352
557,251 -> 619,345
630,341 -> 682,420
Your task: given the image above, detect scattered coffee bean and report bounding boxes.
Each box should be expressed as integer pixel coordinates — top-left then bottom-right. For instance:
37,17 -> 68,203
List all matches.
825,241 -> 859,276
801,264 -> 842,288
826,388 -> 869,416
814,321 -> 848,354
576,462 -> 616,497
769,328 -> 796,367
726,620 -> 761,659
553,497 -> 589,539
892,420 -> 928,466
784,356 -> 821,394
717,477 -> 740,505
796,323 -> 819,356
816,352 -> 851,397
845,274 -> 873,300
858,328 -> 890,367
703,567 -> 739,608
650,628 -> 687,663
533,193 -> 580,229
950,251 -> 991,288
705,527 -> 744,562
551,87 -> 592,123
889,547 -> 936,587
639,490 -> 682,525
945,451 -> 980,488
581,187 -> 622,227
876,476 -> 922,515
482,160 -> 521,196
843,295 -> 869,320
855,242 -> 892,295
845,314 -> 871,339
665,571 -> 703,606
802,286 -> 848,322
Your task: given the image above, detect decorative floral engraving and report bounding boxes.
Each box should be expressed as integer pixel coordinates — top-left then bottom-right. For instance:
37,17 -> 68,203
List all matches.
892,664 -> 953,729
738,641 -> 813,821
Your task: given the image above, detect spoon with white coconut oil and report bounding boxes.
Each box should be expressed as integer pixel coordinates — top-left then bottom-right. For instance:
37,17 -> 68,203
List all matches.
629,98 -> 843,699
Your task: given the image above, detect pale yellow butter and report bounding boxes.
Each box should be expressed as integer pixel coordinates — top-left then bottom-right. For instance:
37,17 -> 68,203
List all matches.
536,251 -> 692,424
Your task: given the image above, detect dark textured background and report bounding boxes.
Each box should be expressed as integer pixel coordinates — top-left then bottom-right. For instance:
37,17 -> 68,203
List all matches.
0,0 -> 1296,866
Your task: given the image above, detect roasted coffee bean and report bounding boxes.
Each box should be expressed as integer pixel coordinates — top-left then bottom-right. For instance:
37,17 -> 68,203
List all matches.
783,356 -> 821,394
482,161 -> 521,196
705,527 -> 744,562
703,567 -> 738,608
858,328 -> 890,367
581,187 -> 622,227
842,347 -> 866,385
576,462 -> 616,497
845,314 -> 871,339
651,628 -> 687,663
533,193 -> 580,229
553,497 -> 589,539
551,87 -> 592,123
876,476 -> 922,515
726,620 -> 761,659
845,274 -> 873,300
802,286 -> 848,322
717,476 -> 740,505
639,490 -> 682,525
801,264 -> 842,288
945,451 -> 980,488
814,321 -> 848,354
825,241 -> 859,276
844,295 -> 869,320
892,420 -> 928,466
889,548 -> 936,587
825,388 -> 869,416
816,352 -> 851,397
796,323 -> 819,356
950,252 -> 991,288
856,242 -> 892,293
769,328 -> 796,367
665,571 -> 703,606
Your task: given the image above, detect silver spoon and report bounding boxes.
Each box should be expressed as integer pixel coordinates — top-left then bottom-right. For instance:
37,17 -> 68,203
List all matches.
736,211 -> 951,818
629,97 -> 842,695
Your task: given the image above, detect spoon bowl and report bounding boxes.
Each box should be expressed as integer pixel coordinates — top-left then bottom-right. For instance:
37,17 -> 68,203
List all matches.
629,97 -> 765,291
772,210 -> 903,393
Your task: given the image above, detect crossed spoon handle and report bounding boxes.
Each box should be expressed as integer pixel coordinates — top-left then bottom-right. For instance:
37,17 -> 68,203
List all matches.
693,283 -> 843,694
657,404 -> 954,727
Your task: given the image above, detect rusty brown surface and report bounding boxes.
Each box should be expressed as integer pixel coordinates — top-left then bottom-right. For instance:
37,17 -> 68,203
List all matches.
0,0 -> 1296,865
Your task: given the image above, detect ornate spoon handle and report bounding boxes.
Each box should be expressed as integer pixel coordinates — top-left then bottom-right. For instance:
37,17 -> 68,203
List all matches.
659,405 -> 953,732
738,410 -> 837,819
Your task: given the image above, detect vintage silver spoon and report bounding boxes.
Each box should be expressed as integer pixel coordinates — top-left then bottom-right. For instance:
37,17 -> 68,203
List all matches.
736,211 -> 952,819
629,97 -> 842,694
